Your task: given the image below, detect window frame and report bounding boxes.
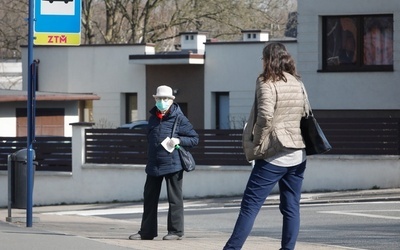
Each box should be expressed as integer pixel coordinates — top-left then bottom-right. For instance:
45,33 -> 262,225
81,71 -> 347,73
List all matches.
321,14 -> 393,72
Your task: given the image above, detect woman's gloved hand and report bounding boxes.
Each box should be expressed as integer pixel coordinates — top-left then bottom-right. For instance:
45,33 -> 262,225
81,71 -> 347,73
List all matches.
168,137 -> 180,148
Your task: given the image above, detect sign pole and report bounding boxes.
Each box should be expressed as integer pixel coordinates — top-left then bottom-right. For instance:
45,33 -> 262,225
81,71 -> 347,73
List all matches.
27,0 -> 35,227
26,0 -> 81,227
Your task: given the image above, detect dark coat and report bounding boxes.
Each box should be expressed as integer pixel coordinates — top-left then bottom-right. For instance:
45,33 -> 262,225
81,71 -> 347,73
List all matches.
146,103 -> 199,176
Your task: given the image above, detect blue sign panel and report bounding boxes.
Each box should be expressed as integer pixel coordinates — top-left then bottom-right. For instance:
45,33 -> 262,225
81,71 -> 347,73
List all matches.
34,0 -> 81,45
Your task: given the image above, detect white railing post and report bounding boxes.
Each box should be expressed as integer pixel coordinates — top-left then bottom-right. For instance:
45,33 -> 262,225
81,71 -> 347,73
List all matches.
70,122 -> 94,172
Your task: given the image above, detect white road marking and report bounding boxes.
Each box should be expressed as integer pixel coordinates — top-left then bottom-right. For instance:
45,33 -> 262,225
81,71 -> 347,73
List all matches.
43,204 -> 208,216
45,207 -> 146,216
319,210 -> 400,220
44,201 -> 400,218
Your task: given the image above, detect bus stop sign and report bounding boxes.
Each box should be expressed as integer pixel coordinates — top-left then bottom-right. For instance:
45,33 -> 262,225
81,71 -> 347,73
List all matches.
34,0 -> 81,46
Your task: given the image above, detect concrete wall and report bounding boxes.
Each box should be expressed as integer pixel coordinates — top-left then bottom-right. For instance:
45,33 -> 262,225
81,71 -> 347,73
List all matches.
0,124 -> 399,207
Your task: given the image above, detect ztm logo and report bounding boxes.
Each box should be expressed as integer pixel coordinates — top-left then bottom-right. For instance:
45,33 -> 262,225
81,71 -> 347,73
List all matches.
48,35 -> 67,44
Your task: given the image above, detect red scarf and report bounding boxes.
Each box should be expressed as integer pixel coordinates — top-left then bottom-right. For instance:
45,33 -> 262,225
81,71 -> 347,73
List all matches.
156,110 -> 164,120
156,108 -> 171,120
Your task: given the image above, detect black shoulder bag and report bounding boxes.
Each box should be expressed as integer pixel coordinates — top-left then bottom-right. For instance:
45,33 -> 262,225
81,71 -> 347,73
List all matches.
172,117 -> 196,172
300,82 -> 332,155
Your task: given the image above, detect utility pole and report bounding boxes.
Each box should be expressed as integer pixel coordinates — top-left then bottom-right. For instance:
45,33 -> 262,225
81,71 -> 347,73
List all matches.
26,0 -> 36,227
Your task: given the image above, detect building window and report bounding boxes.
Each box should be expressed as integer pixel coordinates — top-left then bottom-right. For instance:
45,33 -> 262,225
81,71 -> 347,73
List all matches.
125,93 -> 138,123
322,14 -> 393,72
215,92 -> 229,129
79,100 -> 93,122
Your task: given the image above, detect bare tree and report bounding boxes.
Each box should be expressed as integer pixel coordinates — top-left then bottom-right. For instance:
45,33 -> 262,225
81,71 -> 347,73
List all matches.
0,0 -> 297,58
0,1 -> 28,59
81,0 -> 96,44
82,0 -> 297,49
117,0 -> 164,44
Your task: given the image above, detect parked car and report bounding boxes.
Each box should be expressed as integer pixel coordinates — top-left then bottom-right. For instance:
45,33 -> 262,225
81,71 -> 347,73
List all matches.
117,120 -> 148,130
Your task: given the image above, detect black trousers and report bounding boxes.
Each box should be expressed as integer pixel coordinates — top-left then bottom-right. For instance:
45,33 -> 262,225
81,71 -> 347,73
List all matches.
139,171 -> 184,238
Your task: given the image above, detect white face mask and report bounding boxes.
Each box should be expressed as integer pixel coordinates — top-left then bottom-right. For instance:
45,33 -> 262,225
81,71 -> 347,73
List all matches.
155,98 -> 173,111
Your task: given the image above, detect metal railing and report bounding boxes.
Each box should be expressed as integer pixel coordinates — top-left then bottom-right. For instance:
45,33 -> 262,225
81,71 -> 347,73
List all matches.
0,137 -> 72,171
1,117 -> 399,171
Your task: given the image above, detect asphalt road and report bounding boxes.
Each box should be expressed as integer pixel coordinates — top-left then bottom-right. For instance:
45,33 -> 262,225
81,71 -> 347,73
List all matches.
104,201 -> 400,250
257,202 -> 400,250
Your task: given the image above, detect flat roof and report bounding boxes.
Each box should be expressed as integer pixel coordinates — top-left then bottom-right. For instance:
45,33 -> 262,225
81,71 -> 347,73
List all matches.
129,52 -> 205,65
0,90 -> 100,103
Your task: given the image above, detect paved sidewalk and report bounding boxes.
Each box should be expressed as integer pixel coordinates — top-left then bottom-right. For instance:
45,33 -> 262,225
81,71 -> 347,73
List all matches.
1,188 -> 399,250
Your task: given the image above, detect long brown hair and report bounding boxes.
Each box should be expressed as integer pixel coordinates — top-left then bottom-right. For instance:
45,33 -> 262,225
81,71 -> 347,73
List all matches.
259,42 -> 300,82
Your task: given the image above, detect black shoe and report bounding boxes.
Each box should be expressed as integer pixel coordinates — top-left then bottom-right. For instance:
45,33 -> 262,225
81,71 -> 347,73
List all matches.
162,234 -> 183,240
128,233 -> 154,240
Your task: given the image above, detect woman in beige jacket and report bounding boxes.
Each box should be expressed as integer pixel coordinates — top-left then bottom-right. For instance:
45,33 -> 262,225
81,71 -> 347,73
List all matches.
224,42 -> 307,250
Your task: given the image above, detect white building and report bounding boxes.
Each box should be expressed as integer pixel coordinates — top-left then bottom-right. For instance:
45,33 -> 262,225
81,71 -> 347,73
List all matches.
297,0 -> 400,119
4,0 -> 395,136
0,60 -> 22,90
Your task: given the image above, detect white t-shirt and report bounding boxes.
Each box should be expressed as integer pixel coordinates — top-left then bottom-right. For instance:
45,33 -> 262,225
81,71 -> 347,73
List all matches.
264,148 -> 306,167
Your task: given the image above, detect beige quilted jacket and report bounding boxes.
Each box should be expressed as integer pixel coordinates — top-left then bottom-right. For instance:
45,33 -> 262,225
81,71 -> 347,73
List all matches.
243,72 -> 307,161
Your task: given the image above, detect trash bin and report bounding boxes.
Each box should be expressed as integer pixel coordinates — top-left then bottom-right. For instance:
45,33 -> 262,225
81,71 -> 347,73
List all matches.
10,148 -> 36,209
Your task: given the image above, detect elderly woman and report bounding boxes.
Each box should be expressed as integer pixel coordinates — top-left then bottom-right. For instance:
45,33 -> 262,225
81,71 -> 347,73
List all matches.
129,85 -> 198,241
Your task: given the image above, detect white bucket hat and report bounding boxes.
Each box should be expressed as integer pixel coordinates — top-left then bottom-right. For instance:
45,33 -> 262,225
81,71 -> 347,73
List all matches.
153,85 -> 175,100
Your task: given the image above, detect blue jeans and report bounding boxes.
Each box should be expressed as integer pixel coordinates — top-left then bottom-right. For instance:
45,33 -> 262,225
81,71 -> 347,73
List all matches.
223,160 -> 306,250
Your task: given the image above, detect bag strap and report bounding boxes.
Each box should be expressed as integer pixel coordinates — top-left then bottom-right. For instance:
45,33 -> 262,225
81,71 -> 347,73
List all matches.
171,116 -> 180,138
251,92 -> 258,127
300,81 -> 312,117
